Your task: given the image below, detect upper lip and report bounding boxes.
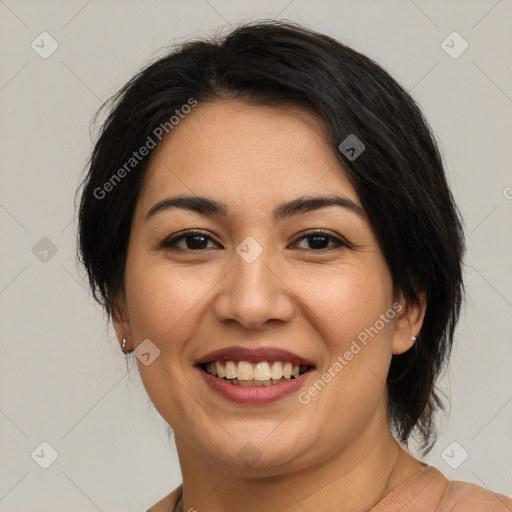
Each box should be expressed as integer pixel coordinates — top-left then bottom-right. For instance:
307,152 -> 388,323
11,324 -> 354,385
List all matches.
194,346 -> 316,367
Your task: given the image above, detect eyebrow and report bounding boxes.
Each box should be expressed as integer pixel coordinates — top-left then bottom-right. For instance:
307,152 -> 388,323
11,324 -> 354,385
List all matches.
145,194 -> 365,222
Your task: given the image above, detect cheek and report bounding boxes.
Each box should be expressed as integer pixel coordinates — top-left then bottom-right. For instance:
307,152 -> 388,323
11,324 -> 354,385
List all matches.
297,269 -> 395,442
122,255 -> 210,426
124,254 -> 210,347
297,262 -> 395,403
296,260 -> 394,345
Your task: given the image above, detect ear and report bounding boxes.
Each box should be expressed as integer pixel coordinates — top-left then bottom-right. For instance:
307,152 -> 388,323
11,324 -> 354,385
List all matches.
112,292 -> 132,352
392,290 -> 426,355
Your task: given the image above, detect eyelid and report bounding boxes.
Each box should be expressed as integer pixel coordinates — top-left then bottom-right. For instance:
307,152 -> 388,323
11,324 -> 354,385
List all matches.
160,229 -> 221,249
291,229 -> 352,250
161,228 -> 353,252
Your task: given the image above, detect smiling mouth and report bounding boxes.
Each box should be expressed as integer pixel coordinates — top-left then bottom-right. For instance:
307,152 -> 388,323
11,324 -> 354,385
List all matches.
199,360 -> 313,386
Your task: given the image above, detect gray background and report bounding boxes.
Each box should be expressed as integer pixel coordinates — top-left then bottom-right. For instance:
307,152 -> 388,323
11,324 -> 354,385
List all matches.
1,0 -> 511,510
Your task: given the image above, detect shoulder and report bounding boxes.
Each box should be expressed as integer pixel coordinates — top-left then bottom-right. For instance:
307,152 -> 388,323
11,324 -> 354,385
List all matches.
371,465 -> 512,511
441,479 -> 512,511
146,484 -> 182,512
147,472 -> 512,512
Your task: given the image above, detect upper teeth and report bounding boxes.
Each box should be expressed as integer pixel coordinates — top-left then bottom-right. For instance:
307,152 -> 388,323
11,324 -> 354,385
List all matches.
205,361 -> 305,381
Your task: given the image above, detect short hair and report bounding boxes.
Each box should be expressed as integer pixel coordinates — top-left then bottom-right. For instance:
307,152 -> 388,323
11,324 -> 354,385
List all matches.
76,19 -> 465,454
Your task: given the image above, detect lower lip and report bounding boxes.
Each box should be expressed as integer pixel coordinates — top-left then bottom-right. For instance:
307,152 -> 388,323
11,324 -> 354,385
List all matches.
197,366 -> 314,405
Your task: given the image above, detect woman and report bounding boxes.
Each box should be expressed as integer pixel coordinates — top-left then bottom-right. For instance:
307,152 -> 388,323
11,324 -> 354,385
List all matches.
76,20 -> 512,512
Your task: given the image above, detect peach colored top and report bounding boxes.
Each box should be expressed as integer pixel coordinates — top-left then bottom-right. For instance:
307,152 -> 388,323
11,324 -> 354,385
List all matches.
146,465 -> 512,511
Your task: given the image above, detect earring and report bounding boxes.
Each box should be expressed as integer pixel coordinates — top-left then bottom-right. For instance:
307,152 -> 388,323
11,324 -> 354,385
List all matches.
411,336 -> 417,342
121,337 -> 132,354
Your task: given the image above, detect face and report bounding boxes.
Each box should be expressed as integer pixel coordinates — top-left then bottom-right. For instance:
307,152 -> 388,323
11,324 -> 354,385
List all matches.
114,100 -> 422,475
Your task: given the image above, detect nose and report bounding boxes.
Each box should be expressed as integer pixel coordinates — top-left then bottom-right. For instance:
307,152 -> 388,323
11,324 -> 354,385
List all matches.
213,242 -> 295,330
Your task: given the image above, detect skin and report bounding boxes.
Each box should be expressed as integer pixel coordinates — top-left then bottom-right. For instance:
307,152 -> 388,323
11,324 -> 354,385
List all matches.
113,99 -> 427,512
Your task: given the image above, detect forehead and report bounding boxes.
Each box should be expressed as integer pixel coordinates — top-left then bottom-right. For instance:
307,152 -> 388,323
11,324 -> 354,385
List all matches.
137,100 -> 360,218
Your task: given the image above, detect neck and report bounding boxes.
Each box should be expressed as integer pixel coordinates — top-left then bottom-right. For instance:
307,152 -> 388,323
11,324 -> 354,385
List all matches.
173,410 -> 423,512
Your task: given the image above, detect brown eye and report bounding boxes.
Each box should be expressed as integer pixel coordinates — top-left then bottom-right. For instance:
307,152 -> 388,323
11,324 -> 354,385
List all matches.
291,231 -> 350,251
161,230 -> 350,252
161,231 -> 220,251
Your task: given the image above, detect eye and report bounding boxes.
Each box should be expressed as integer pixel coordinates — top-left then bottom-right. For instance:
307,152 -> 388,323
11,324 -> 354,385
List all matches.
160,230 -> 220,251
161,229 -> 351,252
290,230 -> 351,251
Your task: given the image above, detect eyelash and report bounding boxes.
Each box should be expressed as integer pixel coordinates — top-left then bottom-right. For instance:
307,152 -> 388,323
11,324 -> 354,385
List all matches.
160,229 -> 352,252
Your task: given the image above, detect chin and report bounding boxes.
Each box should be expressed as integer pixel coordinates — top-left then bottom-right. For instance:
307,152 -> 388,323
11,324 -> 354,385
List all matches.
199,429 -> 314,474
